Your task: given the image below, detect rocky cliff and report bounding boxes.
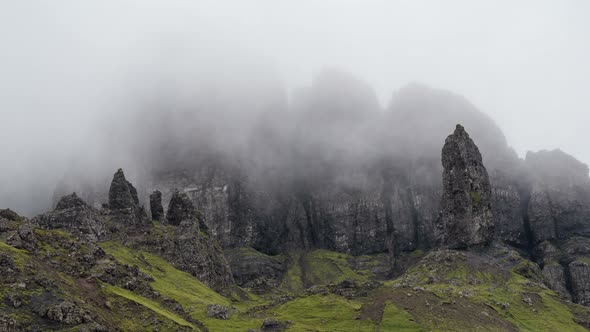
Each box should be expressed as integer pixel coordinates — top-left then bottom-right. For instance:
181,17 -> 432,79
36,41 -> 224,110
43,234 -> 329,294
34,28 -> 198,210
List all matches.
36,77 -> 590,311
31,169 -> 235,293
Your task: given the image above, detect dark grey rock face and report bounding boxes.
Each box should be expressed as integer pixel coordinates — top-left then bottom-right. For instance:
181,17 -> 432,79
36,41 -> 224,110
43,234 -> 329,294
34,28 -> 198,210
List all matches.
532,238 -> 590,305
166,190 -> 197,226
34,193 -> 106,242
521,150 -> 590,305
569,260 -> 590,306
437,124 -> 494,248
526,150 -> 590,244
149,164 -> 441,259
149,190 -> 164,221
542,263 -> 571,300
107,169 -> 147,225
489,170 -> 527,246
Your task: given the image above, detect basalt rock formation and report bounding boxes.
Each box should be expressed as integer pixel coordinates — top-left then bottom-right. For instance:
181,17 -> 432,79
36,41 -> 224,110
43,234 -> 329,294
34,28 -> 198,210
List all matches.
34,192 -> 106,242
437,124 -> 494,248
166,190 -> 198,226
4,123 -> 590,330
107,168 -> 148,226
5,75 -> 590,330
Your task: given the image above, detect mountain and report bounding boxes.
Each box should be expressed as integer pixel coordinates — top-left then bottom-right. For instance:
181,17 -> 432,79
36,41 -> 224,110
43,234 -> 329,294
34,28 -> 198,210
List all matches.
2,79 -> 590,330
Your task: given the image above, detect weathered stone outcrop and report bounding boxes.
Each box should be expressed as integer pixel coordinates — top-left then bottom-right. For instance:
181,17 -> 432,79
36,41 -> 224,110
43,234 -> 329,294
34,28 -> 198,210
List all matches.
171,220 -> 233,290
149,190 -> 164,221
0,253 -> 19,283
0,209 -> 22,222
436,124 -> 494,248
40,300 -> 92,324
225,247 -> 287,293
166,190 -> 197,226
1,210 -> 37,251
34,193 -> 106,242
107,169 -> 147,225
129,221 -> 235,292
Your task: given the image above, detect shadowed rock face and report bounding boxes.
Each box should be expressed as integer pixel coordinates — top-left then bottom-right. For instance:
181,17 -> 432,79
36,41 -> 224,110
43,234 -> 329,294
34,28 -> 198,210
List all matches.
149,190 -> 164,221
166,190 -> 197,226
437,124 -> 494,248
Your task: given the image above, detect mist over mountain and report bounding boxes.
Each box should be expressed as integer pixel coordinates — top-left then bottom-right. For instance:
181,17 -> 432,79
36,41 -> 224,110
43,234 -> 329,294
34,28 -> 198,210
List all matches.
2,3 -> 590,331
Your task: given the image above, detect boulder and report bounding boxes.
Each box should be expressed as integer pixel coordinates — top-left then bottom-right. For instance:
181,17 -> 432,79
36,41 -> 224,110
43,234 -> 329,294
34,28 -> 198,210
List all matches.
6,221 -> 37,251
436,124 -> 494,248
44,301 -> 92,324
207,304 -> 229,320
261,317 -> 291,331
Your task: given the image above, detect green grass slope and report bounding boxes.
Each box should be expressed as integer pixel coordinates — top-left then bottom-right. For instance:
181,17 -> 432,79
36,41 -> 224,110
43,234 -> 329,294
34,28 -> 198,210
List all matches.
3,225 -> 590,332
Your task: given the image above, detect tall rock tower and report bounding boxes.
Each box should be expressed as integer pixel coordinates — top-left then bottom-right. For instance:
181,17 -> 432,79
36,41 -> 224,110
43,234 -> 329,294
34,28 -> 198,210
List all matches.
437,124 -> 494,248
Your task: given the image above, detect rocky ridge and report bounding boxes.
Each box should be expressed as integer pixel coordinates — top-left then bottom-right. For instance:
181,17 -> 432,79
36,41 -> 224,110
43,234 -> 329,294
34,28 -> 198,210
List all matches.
2,104 -> 590,330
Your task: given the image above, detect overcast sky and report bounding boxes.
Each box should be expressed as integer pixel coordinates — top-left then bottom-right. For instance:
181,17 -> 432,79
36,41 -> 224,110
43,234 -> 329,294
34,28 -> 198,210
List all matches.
1,1 -> 589,212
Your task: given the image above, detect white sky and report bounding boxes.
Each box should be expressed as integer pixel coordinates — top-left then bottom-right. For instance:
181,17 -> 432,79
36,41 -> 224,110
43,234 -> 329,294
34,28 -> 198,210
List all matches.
1,0 -> 589,213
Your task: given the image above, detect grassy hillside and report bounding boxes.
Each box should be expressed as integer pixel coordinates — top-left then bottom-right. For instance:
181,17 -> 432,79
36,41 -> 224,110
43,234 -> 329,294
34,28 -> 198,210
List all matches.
2,228 -> 589,331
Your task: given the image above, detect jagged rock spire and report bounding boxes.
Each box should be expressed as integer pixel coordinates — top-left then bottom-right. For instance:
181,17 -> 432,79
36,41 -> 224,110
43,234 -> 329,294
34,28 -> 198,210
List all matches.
437,124 -> 494,248
107,168 -> 147,225
108,168 -> 139,210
